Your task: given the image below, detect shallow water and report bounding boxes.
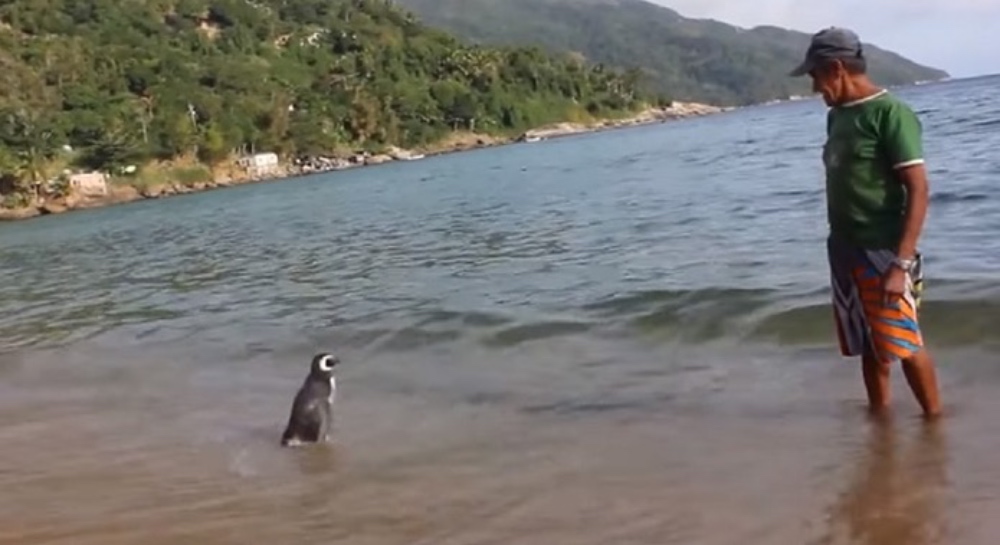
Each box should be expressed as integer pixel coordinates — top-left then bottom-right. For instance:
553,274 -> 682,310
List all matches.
2,75 -> 1000,544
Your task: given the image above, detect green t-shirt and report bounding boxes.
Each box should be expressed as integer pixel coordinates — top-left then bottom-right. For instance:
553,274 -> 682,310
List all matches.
823,90 -> 925,249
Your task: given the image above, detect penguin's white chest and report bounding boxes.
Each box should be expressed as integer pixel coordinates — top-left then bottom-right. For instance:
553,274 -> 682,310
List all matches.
328,376 -> 337,404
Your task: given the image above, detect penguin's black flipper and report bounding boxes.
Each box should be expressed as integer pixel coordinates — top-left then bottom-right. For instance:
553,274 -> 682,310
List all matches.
280,394 -> 325,446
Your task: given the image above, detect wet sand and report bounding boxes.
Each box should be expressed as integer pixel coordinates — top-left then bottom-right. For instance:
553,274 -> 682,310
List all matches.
2,338 -> 998,545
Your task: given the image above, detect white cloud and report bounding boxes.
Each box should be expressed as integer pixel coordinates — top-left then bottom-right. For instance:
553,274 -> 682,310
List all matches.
648,0 -> 1000,77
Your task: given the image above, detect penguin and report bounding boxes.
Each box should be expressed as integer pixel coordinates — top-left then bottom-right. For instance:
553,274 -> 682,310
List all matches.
280,352 -> 339,447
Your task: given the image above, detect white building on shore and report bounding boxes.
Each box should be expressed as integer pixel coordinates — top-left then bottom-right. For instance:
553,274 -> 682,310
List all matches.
237,152 -> 280,177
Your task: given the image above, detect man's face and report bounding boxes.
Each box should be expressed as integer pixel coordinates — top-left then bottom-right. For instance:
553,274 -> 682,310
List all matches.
809,60 -> 847,107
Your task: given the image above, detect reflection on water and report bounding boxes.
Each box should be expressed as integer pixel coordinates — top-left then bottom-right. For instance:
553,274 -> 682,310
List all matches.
815,417 -> 950,545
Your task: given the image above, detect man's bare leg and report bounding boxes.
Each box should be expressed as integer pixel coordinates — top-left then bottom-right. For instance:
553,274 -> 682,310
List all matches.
862,348 -> 892,414
901,348 -> 942,418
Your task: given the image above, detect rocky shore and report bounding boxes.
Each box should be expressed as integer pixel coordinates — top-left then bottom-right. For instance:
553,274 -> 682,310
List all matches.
0,102 -> 726,223
517,101 -> 728,141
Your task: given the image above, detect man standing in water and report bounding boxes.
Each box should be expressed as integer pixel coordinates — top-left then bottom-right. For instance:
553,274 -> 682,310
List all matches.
790,27 -> 942,418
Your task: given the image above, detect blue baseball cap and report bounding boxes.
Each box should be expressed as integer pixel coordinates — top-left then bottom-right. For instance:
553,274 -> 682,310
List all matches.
789,27 -> 864,77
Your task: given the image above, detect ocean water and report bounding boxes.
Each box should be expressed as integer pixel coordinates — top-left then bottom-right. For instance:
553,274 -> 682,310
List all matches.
1,75 -> 999,544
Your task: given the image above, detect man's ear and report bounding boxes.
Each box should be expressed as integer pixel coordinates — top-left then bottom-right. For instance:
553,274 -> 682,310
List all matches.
828,59 -> 846,77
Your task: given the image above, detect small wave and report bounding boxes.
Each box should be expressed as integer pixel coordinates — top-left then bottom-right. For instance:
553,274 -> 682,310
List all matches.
522,395 -> 668,416
376,327 -> 464,352
579,286 -> 1000,348
414,309 -> 512,328
578,287 -> 781,343
931,192 -> 989,204
781,144 -> 817,154
750,298 -> 1000,348
767,189 -> 822,199
483,320 -> 593,348
608,151 -> 654,168
971,118 -> 1000,129
8,280 -> 997,356
583,287 -> 775,317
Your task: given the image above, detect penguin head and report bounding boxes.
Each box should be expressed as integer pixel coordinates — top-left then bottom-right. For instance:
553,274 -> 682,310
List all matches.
309,352 -> 339,378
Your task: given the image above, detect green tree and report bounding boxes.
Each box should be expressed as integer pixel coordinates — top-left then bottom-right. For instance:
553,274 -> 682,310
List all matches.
0,108 -> 59,200
197,123 -> 229,165
0,0 -> 666,205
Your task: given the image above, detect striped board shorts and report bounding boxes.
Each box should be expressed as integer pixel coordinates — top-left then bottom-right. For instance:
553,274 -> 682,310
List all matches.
827,235 -> 925,364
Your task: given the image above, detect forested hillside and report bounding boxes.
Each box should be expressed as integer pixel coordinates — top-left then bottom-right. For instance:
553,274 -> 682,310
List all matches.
395,0 -> 950,106
0,0 -> 659,204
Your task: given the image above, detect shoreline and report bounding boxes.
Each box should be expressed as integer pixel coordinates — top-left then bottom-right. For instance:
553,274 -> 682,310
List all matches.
0,101 -> 727,224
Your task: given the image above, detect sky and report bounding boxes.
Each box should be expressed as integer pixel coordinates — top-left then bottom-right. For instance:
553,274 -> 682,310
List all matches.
648,0 -> 1000,78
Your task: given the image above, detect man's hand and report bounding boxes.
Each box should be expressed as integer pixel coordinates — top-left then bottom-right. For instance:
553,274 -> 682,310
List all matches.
888,163 -> 927,307
883,264 -> 907,306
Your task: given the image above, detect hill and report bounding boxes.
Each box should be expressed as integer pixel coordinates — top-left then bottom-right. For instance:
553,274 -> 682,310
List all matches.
0,0 -> 664,210
392,0 -> 950,106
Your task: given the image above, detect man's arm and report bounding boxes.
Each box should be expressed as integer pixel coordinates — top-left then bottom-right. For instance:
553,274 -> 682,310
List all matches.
882,102 -> 928,261
895,164 -> 929,260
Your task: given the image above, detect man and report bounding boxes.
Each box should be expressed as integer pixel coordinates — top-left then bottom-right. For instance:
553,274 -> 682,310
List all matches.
790,27 -> 942,418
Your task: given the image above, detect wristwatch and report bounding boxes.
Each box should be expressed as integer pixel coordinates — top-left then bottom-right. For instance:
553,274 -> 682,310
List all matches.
892,256 -> 917,272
